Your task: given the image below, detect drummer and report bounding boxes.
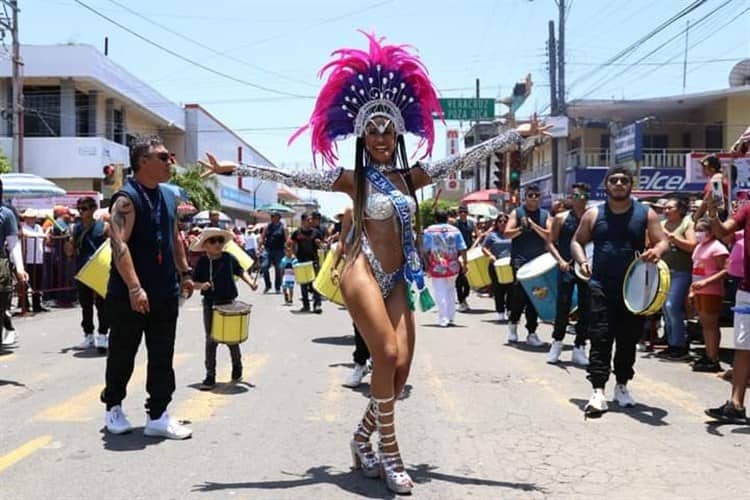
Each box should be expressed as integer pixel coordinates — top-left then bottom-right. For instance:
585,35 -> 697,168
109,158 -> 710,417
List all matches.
291,213 -> 323,314
503,184 -> 551,346
571,166 -> 668,416
191,227 -> 255,390
545,183 -> 591,366
482,213 -> 512,322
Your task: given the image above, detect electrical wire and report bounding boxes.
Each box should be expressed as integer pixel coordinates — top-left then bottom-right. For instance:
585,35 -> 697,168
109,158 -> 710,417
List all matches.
72,0 -> 316,99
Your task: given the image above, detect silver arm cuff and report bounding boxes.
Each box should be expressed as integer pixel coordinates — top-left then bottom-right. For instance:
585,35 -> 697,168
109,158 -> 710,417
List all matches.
417,130 -> 524,181
235,164 -> 344,191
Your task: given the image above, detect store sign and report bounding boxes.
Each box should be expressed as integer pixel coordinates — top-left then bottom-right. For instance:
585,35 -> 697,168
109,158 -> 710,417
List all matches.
221,187 -> 255,208
614,122 -> 643,163
576,168 -> 704,200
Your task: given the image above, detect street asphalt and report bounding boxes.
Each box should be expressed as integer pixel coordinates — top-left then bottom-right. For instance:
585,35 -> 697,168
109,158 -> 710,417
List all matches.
1,284 -> 749,499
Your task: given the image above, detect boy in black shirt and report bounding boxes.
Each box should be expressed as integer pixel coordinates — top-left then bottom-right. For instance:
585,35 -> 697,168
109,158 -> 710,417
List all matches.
191,228 -> 254,390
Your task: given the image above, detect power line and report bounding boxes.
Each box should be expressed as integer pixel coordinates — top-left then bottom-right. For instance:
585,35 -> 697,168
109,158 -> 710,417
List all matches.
575,0 -> 736,100
567,0 -> 708,92
102,0 -> 318,90
72,0 -> 315,100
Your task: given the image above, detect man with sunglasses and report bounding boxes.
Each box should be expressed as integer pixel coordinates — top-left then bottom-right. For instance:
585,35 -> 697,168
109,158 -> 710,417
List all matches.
546,183 -> 591,366
101,136 -> 194,439
571,166 -> 668,416
291,213 -> 323,313
503,184 -> 551,346
70,196 -> 110,352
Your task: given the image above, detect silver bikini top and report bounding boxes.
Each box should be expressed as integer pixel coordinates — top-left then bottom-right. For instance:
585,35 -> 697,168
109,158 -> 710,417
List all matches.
365,185 -> 417,221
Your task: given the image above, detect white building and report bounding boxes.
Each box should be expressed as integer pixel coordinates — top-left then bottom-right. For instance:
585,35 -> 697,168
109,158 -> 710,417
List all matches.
0,44 -> 277,219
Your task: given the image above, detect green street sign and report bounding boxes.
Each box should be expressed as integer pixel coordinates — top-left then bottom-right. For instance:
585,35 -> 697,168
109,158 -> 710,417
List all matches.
438,98 -> 495,121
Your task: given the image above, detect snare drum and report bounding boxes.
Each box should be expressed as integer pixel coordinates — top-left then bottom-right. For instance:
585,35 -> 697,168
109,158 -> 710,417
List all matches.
313,245 -> 346,306
211,300 -> 252,344
622,258 -> 670,316
493,257 -> 514,284
516,252 -> 578,322
74,240 -> 111,298
293,261 -> 316,284
466,247 -> 492,289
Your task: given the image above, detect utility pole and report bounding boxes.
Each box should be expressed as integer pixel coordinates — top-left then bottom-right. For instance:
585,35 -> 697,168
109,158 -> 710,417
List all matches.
0,1 -> 22,172
682,20 -> 690,93
548,20 -> 559,195
556,0 -> 567,194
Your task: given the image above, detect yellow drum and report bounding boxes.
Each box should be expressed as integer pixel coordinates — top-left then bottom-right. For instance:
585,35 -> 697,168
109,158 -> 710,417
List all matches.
74,240 -> 111,298
466,247 -> 491,289
623,258 -> 671,316
211,301 -> 251,344
313,244 -> 346,306
293,261 -> 316,284
493,257 -> 514,284
225,240 -> 253,272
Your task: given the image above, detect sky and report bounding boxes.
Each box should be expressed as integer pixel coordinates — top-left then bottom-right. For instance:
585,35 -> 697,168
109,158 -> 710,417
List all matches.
18,0 -> 750,215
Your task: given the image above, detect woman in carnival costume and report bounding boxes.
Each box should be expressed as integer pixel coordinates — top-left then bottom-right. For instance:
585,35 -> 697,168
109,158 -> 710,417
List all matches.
202,32 -> 546,494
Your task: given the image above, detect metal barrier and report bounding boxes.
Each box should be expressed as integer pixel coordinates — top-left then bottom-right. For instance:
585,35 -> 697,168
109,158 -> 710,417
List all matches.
17,233 -> 77,314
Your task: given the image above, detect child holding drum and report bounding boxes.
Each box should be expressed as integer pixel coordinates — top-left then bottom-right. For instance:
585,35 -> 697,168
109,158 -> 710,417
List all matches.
191,228 -> 255,390
280,244 -> 298,306
690,219 -> 729,373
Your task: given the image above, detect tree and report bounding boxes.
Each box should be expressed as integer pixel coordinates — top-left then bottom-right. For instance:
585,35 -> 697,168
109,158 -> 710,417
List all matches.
0,148 -> 11,174
419,198 -> 457,227
169,164 -> 220,211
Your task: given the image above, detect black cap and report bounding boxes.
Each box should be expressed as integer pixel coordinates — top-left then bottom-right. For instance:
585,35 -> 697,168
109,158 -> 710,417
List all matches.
458,205 -> 468,213
701,155 -> 721,172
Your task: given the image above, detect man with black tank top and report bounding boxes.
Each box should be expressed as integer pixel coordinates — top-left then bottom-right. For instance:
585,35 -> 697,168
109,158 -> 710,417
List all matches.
546,183 -> 590,366
100,136 -> 194,439
260,211 -> 288,294
572,166 -> 668,416
503,184 -> 551,347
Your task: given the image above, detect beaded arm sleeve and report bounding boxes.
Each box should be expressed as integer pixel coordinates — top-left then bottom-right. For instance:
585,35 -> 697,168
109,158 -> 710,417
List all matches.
416,130 -> 523,181
233,164 -> 344,191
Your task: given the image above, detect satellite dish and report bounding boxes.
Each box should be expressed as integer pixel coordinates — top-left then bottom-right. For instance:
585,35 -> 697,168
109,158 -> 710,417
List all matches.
729,59 -> 750,87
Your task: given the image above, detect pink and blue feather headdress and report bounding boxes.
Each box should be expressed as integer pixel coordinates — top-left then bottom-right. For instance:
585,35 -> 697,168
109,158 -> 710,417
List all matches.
289,31 -> 444,166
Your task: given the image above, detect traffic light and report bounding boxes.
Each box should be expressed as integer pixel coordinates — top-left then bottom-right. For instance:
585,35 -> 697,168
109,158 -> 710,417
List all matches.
509,151 -> 521,191
102,164 -> 115,186
493,151 -> 505,190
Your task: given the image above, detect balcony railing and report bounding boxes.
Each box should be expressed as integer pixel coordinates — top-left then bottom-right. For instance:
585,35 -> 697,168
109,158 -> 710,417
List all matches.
567,148 -> 723,169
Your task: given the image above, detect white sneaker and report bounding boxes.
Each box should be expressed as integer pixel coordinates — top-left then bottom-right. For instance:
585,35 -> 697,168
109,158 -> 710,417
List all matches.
547,340 -> 563,363
344,362 -> 369,388
457,302 -> 469,312
506,324 -> 518,343
636,342 -> 647,352
77,334 -> 94,349
105,405 -> 133,434
94,334 -> 108,351
144,412 -> 192,440
571,346 -> 589,366
565,324 -> 577,336
526,332 -> 544,347
614,384 -> 636,407
448,318 -> 455,326
497,312 -> 506,322
1,329 -> 16,346
438,318 -> 449,328
584,389 -> 608,415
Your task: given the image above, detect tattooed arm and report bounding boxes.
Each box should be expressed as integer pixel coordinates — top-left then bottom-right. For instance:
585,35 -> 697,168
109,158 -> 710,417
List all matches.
110,195 -> 149,313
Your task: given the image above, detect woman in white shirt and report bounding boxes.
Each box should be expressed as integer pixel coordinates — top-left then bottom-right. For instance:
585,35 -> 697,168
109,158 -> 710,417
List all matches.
20,209 -> 46,313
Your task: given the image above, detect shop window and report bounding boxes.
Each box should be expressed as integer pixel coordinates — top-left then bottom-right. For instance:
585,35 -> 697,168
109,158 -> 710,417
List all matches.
705,124 -> 723,150
23,86 -> 60,137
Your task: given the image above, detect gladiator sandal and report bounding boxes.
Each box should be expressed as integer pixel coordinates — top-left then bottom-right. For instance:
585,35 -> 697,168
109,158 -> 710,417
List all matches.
373,396 -> 414,494
350,398 -> 380,478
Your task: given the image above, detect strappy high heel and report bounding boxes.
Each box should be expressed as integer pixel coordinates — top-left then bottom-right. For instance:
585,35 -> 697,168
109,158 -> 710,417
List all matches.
373,396 -> 414,494
350,399 -> 380,478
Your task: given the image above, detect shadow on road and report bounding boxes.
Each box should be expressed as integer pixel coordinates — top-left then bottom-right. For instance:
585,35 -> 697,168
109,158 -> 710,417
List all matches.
101,427 -> 171,452
457,308 -> 494,315
420,323 -> 468,329
704,421 -> 750,436
186,381 -> 253,394
312,336 -> 354,346
0,378 -> 25,388
505,342 -> 549,353
569,398 -> 669,426
192,463 -> 542,497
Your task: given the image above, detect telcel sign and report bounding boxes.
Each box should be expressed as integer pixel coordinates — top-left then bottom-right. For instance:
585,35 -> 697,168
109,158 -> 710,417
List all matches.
578,167 -> 704,199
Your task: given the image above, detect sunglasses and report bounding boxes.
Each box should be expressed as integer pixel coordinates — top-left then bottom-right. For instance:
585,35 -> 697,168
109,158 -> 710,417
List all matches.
149,152 -> 171,163
526,192 -> 540,199
78,205 -> 96,212
206,237 -> 225,245
607,176 -> 631,185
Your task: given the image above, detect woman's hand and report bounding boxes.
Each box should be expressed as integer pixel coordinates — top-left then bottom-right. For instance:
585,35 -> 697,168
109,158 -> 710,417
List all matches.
691,280 -> 707,292
516,114 -> 554,138
198,152 -> 238,177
